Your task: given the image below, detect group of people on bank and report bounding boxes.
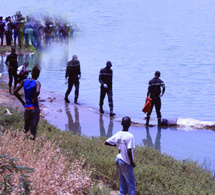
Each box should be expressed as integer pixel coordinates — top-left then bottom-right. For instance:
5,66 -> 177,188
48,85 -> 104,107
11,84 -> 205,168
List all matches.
5,46 -> 165,194
0,11 -> 74,49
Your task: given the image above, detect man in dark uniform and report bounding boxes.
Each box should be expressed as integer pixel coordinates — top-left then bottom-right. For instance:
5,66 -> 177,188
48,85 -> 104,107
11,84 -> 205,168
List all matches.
146,71 -> 165,126
0,17 -> 5,45
65,55 -> 81,104
5,46 -> 18,94
99,61 -> 116,116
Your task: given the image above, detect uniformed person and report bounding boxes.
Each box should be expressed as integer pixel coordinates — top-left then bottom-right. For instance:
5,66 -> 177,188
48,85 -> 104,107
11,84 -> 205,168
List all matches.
146,71 -> 165,126
99,61 -> 116,116
65,55 -> 81,104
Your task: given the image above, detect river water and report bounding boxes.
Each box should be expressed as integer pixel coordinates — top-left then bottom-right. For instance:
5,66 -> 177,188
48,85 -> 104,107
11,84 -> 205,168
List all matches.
1,0 -> 215,171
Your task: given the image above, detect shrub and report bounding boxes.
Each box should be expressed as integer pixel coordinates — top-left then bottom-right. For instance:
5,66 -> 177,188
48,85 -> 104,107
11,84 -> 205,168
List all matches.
0,130 -> 93,194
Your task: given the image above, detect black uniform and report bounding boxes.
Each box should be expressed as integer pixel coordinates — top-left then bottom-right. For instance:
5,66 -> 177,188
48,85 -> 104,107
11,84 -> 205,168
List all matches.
147,77 -> 165,119
6,53 -> 18,89
65,59 -> 81,101
99,67 -> 113,108
0,19 -> 5,45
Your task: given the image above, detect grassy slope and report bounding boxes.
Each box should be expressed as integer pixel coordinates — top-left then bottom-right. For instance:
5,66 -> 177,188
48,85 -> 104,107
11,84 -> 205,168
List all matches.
0,105 -> 215,194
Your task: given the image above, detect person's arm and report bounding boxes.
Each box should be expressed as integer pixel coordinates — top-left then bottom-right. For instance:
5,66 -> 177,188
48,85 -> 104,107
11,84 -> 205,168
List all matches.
146,83 -> 151,99
99,70 -> 104,86
32,81 -> 41,103
14,80 -> 25,107
78,62 -> 81,79
105,141 -> 116,147
65,65 -> 69,79
161,84 -> 165,97
127,148 -> 136,167
5,58 -> 13,70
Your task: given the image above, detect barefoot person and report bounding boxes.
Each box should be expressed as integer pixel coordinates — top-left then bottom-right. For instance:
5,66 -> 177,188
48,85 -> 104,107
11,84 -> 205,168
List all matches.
14,65 -> 41,140
105,116 -> 136,194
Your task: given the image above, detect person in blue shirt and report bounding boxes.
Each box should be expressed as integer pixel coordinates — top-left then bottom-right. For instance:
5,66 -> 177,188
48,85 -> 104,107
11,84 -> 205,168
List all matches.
14,65 -> 41,140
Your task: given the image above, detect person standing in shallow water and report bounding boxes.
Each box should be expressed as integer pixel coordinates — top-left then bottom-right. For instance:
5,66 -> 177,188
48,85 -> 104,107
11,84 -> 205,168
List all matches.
146,71 -> 165,126
105,116 -> 136,195
64,55 -> 81,104
14,65 -> 41,140
5,46 -> 18,94
99,61 -> 116,116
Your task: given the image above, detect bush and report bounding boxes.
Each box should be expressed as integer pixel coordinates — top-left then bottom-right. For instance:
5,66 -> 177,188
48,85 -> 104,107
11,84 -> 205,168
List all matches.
0,129 -> 93,194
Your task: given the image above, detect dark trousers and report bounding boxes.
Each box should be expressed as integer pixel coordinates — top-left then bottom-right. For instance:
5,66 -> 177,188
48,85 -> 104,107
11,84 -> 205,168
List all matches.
24,108 -> 40,138
8,69 -> 18,88
0,32 -> 4,45
65,77 -> 79,99
14,31 -> 22,48
99,86 -> 113,107
147,96 -> 161,119
6,31 -> 12,46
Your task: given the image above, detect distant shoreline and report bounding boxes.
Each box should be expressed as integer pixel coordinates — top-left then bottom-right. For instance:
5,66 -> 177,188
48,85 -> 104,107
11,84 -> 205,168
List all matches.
0,45 -> 37,56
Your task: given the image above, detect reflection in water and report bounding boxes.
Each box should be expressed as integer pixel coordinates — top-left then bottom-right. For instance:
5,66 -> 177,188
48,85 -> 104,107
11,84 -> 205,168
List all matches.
143,127 -> 162,151
99,114 -> 113,138
65,103 -> 81,135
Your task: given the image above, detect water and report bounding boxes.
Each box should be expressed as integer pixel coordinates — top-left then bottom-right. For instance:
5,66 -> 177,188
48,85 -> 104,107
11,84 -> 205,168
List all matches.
1,0 -> 215,170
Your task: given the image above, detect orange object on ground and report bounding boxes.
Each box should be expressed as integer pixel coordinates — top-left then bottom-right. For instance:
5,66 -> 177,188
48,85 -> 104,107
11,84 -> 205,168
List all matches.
142,97 -> 152,113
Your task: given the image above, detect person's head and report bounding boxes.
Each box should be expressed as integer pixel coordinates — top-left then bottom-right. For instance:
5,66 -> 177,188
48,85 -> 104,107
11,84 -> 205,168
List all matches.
31,65 -> 41,80
155,71 -> 161,78
72,55 -> 78,61
24,61 -> 29,67
11,46 -> 16,53
106,61 -> 112,69
121,116 -> 131,130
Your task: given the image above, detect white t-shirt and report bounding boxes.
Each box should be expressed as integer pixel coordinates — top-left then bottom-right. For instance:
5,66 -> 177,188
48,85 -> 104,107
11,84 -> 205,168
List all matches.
106,130 -> 135,165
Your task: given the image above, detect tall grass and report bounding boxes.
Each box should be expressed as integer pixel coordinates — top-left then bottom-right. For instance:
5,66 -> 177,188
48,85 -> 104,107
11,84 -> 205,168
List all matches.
0,129 -> 93,194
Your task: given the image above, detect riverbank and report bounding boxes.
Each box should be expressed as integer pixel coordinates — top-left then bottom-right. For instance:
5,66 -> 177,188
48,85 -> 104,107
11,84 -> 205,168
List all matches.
1,104 -> 215,194
0,45 -> 37,56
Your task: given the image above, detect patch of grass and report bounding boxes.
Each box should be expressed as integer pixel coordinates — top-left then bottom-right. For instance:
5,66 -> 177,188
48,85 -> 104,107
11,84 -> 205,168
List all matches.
1,106 -> 215,194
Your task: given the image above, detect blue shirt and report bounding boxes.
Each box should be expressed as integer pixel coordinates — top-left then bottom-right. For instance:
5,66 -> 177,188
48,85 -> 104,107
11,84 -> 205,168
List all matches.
23,79 -> 39,109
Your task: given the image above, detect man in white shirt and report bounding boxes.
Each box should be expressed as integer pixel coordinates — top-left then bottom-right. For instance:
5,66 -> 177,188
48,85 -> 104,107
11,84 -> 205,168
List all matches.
105,116 -> 136,195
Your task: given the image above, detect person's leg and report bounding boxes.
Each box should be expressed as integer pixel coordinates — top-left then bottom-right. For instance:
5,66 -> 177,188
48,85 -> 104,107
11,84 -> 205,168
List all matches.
8,69 -> 13,93
18,31 -> 22,48
146,99 -> 155,126
65,78 -> 74,103
117,159 -> 136,195
74,79 -> 79,103
23,110 -> 31,134
154,97 -> 161,124
99,86 -> 106,113
13,72 -> 18,91
115,158 -> 128,195
107,88 -> 115,116
0,33 -> 3,45
14,31 -> 17,47
29,109 -> 40,140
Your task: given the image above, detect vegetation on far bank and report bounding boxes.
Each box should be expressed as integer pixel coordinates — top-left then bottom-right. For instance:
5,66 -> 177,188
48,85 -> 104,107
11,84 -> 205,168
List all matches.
0,105 -> 215,194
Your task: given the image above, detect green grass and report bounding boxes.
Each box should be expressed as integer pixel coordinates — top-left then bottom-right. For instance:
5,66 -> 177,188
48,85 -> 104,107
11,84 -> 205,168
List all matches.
1,106 -> 215,194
